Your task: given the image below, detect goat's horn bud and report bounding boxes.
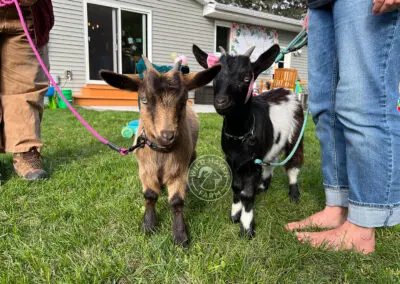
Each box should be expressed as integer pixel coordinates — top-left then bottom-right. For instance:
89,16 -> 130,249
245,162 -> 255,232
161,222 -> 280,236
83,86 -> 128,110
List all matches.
219,46 -> 227,56
243,46 -> 256,57
173,59 -> 182,72
142,55 -> 153,71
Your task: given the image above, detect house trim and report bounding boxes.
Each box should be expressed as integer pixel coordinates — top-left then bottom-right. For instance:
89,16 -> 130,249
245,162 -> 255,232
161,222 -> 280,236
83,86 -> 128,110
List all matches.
203,2 -> 302,32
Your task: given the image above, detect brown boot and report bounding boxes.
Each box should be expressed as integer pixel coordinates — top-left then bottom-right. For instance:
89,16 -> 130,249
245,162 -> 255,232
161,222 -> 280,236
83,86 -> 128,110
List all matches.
13,148 -> 49,180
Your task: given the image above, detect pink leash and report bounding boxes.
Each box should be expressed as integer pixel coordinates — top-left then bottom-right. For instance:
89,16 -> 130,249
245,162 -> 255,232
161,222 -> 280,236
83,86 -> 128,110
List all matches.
0,0 -> 130,155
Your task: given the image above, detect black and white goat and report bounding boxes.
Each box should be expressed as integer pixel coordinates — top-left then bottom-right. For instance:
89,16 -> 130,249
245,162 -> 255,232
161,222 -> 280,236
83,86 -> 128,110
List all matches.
193,44 -> 304,238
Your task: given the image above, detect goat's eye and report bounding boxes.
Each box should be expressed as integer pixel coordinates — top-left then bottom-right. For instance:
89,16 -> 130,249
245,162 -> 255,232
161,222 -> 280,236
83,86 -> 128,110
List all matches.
243,76 -> 251,83
140,97 -> 148,104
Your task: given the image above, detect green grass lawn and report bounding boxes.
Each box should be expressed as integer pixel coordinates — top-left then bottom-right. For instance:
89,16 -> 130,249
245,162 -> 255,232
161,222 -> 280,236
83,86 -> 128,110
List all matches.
0,108 -> 399,283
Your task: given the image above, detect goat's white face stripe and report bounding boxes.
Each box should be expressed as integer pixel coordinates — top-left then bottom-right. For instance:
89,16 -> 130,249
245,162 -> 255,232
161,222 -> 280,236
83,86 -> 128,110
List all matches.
231,201 -> 243,217
240,209 -> 253,230
263,93 -> 299,163
287,168 -> 300,185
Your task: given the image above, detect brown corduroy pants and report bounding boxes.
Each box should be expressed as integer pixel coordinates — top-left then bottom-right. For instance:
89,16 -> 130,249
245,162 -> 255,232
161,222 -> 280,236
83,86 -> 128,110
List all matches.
0,6 -> 49,153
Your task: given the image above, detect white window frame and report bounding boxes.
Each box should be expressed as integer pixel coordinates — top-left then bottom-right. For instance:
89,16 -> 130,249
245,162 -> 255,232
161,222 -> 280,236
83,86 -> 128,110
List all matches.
83,0 -> 152,84
283,50 -> 292,68
214,20 -> 232,56
277,46 -> 291,68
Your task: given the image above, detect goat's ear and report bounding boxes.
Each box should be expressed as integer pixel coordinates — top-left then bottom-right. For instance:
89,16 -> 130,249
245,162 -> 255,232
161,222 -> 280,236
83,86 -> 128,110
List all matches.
183,64 -> 221,90
99,70 -> 140,91
252,44 -> 280,78
192,44 -> 209,69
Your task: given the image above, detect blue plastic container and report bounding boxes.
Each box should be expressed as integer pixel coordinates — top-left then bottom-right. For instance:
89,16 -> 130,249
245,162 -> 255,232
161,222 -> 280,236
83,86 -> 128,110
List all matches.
121,120 -> 140,138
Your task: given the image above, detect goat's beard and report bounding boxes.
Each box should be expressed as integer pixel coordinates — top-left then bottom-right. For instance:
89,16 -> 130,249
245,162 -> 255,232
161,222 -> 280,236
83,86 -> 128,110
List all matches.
215,103 -> 234,116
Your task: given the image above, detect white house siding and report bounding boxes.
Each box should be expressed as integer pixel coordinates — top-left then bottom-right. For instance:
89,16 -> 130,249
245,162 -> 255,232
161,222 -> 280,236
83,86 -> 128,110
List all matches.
48,0 -> 308,94
49,0 -> 214,93
49,0 -> 86,93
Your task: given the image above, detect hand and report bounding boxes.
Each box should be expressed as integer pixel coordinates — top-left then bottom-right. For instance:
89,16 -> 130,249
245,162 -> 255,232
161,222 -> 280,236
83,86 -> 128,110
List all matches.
18,0 -> 38,6
372,0 -> 400,14
302,11 -> 309,32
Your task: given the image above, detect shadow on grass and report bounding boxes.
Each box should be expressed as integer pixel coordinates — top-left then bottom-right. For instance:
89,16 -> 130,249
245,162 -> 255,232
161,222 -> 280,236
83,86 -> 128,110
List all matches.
0,140 -> 108,184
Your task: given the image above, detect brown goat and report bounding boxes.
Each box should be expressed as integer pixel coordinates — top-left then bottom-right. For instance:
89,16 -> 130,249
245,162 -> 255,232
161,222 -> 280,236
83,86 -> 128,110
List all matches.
100,58 -> 221,246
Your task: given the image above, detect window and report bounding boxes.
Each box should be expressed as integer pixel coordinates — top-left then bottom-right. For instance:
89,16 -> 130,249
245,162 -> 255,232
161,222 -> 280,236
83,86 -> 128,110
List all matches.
86,3 -> 149,81
216,26 -> 230,52
278,54 -> 285,68
121,11 -> 147,74
278,48 -> 291,69
87,4 -> 115,80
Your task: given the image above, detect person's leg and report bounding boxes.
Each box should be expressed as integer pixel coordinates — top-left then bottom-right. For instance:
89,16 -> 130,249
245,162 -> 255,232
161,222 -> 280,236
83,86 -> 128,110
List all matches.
286,6 -> 348,231
297,0 -> 400,254
335,2 -> 400,228
1,30 -> 49,180
0,34 -> 3,183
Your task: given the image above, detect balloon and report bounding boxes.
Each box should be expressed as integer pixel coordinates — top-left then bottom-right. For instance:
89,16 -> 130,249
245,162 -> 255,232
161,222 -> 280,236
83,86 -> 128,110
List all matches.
170,52 -> 178,61
174,55 -> 188,66
180,55 -> 188,65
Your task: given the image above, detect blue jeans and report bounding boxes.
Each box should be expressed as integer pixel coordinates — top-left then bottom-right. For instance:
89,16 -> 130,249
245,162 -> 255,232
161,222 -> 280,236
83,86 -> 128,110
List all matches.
308,0 -> 400,227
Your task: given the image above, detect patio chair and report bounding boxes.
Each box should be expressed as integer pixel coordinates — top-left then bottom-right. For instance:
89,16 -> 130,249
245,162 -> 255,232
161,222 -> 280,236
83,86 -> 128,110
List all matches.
271,68 -> 298,90
259,78 -> 272,93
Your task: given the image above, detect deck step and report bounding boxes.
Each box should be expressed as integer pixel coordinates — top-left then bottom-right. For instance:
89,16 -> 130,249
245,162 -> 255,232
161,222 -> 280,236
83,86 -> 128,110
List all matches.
73,84 -> 138,106
73,84 -> 195,107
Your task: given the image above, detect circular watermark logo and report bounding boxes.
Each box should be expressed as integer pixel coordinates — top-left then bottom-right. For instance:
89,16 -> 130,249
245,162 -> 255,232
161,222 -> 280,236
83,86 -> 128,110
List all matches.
188,155 -> 232,201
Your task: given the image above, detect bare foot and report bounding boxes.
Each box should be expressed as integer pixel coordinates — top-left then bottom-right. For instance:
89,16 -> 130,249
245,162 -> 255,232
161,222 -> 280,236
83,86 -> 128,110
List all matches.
296,221 -> 375,254
285,206 -> 347,231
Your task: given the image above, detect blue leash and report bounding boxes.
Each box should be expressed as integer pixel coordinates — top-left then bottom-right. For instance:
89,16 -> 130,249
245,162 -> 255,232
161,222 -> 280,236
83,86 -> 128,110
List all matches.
254,107 -> 309,167
275,28 -> 308,64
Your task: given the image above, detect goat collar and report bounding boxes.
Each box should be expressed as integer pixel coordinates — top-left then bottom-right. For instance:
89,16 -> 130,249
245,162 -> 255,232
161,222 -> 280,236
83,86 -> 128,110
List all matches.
131,127 -> 172,153
244,73 -> 255,104
223,115 -> 255,143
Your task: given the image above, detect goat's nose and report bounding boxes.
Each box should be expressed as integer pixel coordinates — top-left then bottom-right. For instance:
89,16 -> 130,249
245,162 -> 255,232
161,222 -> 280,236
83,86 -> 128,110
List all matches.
215,97 -> 228,105
161,131 -> 175,142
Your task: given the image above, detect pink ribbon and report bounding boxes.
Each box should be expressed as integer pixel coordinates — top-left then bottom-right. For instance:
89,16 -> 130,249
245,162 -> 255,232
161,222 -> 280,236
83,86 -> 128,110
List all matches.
244,73 -> 255,104
207,53 -> 220,68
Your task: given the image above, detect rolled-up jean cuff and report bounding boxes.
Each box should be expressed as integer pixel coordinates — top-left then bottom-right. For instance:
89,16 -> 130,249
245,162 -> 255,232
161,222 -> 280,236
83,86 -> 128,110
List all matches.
325,186 -> 349,207
347,202 -> 400,228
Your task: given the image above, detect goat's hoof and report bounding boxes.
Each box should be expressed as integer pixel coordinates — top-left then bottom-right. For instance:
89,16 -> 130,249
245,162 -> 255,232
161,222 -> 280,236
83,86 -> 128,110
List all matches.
240,224 -> 255,240
256,185 -> 267,195
142,211 -> 156,234
256,178 -> 271,195
289,195 -> 300,203
289,184 -> 300,203
230,211 -> 241,223
143,223 -> 156,234
174,230 -> 189,248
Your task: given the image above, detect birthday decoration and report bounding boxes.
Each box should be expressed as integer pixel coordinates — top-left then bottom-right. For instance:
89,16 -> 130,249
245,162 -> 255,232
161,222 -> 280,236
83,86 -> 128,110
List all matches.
207,53 -> 220,68
170,52 -> 188,66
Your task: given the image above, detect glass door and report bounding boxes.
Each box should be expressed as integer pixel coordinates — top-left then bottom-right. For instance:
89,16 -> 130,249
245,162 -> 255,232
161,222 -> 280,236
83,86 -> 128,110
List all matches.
87,3 -> 118,80
121,10 -> 148,74
86,3 -> 150,81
